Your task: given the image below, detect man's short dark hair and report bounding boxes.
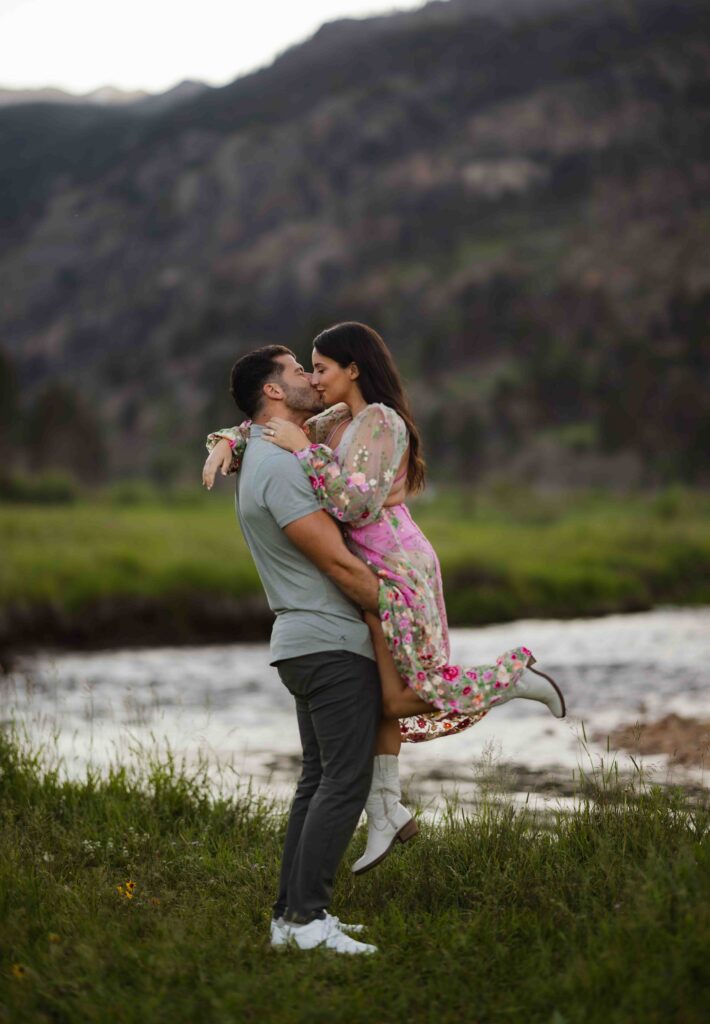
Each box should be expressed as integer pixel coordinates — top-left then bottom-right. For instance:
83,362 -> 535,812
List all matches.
229,345 -> 295,418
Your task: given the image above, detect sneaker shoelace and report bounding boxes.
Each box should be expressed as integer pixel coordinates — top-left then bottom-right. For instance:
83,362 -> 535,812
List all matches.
326,914 -> 362,933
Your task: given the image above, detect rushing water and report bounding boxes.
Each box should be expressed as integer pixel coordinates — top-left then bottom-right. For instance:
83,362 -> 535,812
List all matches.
2,608 -> 709,813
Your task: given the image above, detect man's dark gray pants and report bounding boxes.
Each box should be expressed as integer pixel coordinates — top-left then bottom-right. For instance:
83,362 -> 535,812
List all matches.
272,650 -> 381,924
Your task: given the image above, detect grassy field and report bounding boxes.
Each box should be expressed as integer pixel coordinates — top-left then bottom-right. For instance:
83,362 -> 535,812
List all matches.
1,488 -> 709,647
416,488 -> 710,622
1,724 -> 708,1024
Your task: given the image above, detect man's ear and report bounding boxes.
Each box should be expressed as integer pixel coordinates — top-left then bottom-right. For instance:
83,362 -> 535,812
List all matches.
263,381 -> 284,401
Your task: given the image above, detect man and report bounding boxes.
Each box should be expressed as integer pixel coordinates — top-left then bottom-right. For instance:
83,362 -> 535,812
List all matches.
202,345 -> 381,955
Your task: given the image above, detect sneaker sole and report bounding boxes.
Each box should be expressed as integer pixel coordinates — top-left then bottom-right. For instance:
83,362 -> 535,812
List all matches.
351,817 -> 419,876
271,936 -> 377,955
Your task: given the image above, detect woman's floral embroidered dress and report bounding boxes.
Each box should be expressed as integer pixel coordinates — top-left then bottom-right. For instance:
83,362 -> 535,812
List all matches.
206,404 -> 533,743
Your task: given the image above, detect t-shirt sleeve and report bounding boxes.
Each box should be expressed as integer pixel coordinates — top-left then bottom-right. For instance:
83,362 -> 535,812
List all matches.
260,450 -> 321,528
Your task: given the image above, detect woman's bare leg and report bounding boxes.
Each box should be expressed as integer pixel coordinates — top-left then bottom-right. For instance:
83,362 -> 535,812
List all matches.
365,612 -> 433,719
353,614 -> 421,876
375,717 -> 401,756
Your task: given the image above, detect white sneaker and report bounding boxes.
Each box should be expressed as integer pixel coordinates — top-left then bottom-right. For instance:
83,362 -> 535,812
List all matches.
324,913 -> 366,935
270,915 -> 377,955
270,912 -> 365,941
351,755 -> 418,876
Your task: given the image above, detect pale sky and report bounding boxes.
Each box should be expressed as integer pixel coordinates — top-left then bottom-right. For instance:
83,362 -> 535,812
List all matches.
0,0 -> 428,94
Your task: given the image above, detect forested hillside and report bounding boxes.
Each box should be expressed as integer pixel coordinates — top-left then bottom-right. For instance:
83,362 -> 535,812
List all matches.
1,0 -> 708,488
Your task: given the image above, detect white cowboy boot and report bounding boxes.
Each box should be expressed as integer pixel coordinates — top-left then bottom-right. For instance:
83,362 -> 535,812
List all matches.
351,755 -> 418,876
501,658 -> 566,718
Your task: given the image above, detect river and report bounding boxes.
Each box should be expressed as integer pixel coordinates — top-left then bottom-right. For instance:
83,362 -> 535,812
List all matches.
2,608 -> 709,814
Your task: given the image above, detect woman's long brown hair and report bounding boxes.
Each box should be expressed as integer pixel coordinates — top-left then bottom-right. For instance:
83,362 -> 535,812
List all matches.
312,322 -> 426,493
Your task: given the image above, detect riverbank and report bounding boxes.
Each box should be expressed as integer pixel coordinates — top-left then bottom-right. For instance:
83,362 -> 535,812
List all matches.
602,713 -> 710,768
1,726 -> 708,1024
1,488 -> 709,655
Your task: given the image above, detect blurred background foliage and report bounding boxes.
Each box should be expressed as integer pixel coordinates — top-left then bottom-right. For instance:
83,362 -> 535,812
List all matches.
1,487 -> 709,651
0,0 -> 708,497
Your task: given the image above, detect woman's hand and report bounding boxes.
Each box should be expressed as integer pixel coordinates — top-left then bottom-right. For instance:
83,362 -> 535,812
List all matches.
263,418 -> 311,453
202,439 -> 233,490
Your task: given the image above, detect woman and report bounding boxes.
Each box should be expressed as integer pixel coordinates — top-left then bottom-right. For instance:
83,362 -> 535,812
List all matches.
205,322 -> 565,873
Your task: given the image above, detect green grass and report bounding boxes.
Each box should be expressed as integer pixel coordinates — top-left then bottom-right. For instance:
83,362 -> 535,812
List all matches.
0,487 -> 709,631
414,488 -> 710,622
0,493 -> 260,613
1,725 -> 708,1023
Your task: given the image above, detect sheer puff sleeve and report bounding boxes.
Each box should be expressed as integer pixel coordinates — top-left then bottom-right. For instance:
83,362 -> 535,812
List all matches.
294,403 -> 408,523
304,403 -> 352,444
205,422 -> 251,474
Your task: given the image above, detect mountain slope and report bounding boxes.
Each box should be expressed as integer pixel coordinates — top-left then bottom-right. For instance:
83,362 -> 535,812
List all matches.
0,85 -> 149,107
1,0 -> 708,485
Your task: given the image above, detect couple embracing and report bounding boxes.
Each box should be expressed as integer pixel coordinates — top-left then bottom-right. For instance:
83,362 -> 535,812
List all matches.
202,321 -> 566,955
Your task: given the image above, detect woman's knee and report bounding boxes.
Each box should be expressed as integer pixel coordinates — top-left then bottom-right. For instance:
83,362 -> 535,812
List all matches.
382,696 -> 405,719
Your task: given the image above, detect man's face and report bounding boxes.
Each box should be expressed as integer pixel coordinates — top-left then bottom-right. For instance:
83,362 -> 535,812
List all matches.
272,354 -> 325,413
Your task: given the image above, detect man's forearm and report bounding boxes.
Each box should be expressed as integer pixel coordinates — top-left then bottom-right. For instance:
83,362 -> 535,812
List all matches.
326,559 -> 379,613
282,510 -> 380,613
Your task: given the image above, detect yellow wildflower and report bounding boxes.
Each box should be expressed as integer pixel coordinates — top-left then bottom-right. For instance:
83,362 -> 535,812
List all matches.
11,963 -> 27,980
48,933 -> 61,944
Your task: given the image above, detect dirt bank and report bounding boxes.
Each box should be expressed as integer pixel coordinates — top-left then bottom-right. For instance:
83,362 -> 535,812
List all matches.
0,595 -> 273,666
598,713 -> 710,767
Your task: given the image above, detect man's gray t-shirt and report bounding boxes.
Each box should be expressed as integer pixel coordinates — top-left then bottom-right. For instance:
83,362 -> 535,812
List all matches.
235,425 -> 374,665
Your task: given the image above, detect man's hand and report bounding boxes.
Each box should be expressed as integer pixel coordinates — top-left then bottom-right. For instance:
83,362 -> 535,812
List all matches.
283,510 -> 379,612
202,439 -> 233,490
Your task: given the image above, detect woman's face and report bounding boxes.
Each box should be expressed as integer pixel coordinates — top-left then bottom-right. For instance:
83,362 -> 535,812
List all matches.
311,348 -> 357,406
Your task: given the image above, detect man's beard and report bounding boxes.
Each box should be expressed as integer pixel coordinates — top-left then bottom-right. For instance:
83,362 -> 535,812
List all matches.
281,382 -> 325,414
